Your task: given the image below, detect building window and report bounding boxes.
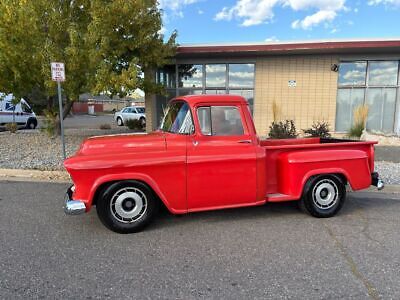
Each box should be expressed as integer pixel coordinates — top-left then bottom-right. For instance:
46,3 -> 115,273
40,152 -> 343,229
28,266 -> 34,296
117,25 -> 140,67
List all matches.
156,63 -> 255,129
206,64 -> 227,88
365,88 -> 397,133
229,64 -> 255,88
178,64 -> 203,88
338,62 -> 367,86
368,61 -> 398,86
335,89 -> 365,132
156,66 -> 176,89
336,60 -> 399,133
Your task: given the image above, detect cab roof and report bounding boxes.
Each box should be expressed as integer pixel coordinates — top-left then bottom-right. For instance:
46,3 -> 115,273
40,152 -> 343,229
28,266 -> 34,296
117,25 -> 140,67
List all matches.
173,94 -> 248,106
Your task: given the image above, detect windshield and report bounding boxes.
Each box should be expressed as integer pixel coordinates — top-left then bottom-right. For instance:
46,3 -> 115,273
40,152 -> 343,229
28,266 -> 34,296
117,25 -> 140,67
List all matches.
160,101 -> 193,134
21,101 -> 32,113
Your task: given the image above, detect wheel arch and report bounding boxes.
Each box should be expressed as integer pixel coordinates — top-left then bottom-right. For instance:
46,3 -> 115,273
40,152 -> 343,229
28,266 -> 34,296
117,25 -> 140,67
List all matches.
300,169 -> 349,198
89,174 -> 175,214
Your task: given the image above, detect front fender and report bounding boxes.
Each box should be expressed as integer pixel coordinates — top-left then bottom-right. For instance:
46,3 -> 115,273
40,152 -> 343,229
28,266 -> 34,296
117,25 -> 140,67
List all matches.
88,172 -> 182,214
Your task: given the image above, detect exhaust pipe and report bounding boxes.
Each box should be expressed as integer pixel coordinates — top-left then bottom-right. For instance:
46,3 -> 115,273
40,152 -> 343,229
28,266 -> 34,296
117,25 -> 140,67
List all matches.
371,172 -> 384,190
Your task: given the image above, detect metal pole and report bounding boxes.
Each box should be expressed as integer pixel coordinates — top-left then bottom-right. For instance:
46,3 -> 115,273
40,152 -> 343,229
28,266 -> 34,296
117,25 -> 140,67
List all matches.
57,81 -> 66,159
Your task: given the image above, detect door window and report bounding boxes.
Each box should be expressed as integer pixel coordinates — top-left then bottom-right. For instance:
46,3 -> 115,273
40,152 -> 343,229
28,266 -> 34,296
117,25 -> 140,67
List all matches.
197,106 -> 244,136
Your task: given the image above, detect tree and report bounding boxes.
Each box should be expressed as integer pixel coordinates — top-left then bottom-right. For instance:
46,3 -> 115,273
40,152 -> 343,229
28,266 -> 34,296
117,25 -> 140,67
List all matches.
0,0 -> 176,134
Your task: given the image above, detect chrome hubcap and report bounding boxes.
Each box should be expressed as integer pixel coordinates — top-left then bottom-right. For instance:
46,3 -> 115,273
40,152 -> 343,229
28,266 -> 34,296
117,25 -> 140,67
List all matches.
110,187 -> 147,223
312,179 -> 338,210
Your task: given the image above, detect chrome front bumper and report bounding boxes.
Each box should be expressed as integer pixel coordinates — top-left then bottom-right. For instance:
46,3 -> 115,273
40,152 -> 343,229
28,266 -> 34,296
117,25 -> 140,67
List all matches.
371,172 -> 385,190
64,185 -> 86,215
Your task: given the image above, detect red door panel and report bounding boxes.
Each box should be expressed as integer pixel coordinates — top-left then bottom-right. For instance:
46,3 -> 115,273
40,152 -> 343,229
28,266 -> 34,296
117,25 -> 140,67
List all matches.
186,135 -> 257,211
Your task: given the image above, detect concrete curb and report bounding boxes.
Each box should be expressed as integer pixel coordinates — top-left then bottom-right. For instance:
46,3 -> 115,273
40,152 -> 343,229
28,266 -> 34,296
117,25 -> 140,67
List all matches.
0,168 -> 70,183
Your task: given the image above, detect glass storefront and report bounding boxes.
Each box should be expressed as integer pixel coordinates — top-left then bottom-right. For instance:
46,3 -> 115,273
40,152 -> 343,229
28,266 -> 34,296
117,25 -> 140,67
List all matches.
336,61 -> 399,133
155,63 -> 255,127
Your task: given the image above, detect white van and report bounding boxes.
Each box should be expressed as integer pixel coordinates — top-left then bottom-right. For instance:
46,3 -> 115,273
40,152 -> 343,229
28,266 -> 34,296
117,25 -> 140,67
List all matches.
0,93 -> 38,129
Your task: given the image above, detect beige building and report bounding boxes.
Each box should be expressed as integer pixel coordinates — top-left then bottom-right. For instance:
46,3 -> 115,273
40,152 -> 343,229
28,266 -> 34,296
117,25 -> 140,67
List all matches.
146,39 -> 400,136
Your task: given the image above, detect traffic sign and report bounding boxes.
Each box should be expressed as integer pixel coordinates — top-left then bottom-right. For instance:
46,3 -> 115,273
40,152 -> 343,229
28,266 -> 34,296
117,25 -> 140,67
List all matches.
51,62 -> 65,82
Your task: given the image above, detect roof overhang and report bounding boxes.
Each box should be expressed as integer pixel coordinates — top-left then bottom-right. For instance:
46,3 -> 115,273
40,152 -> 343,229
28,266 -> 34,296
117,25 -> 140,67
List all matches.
176,39 -> 400,58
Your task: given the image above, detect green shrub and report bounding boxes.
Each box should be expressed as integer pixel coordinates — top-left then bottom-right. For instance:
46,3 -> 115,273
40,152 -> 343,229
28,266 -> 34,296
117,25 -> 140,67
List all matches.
303,121 -> 331,138
268,120 -> 297,139
348,105 -> 369,139
348,123 -> 364,139
99,123 -> 111,130
41,109 -> 58,136
125,119 -> 144,130
5,122 -> 18,133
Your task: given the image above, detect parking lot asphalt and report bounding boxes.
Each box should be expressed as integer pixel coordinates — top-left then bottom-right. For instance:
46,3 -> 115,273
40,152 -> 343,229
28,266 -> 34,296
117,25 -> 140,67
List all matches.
1,181 -> 400,299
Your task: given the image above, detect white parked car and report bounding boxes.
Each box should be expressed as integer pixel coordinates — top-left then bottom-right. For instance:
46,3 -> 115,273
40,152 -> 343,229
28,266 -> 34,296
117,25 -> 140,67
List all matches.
114,106 -> 146,127
0,93 -> 37,129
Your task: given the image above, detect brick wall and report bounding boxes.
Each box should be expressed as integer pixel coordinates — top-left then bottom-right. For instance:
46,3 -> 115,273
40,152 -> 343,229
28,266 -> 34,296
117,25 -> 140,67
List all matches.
254,55 -> 339,137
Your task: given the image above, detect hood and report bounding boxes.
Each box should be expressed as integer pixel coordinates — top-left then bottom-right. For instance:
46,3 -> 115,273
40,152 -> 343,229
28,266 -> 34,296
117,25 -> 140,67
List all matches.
76,132 -> 166,156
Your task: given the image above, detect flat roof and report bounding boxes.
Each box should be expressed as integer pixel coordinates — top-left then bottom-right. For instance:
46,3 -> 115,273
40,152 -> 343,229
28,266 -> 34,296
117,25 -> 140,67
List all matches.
176,38 -> 400,58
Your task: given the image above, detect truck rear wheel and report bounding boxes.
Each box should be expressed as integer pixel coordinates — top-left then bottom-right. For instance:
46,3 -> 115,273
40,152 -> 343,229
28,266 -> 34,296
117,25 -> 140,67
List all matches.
299,175 -> 346,218
96,180 -> 159,233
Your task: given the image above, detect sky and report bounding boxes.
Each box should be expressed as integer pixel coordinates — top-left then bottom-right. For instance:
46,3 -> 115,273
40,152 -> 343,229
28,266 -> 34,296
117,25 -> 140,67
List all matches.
158,0 -> 400,44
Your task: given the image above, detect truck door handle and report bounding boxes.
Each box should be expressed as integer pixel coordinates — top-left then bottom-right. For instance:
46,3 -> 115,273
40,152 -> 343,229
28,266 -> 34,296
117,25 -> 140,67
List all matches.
238,140 -> 252,144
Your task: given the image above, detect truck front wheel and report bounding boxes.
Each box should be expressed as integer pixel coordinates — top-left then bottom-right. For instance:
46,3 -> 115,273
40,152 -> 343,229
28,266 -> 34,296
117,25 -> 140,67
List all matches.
299,175 -> 346,218
96,180 -> 159,233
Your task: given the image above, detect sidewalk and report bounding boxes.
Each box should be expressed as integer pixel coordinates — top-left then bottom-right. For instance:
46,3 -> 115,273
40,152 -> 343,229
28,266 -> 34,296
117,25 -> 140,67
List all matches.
0,168 -> 70,183
375,146 -> 400,163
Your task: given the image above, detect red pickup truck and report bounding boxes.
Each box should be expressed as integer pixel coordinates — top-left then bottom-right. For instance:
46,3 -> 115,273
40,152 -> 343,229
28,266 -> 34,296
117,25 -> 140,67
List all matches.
64,95 -> 384,233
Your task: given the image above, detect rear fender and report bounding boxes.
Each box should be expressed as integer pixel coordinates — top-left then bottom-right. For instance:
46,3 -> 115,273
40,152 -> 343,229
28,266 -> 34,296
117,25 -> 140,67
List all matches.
277,149 -> 372,198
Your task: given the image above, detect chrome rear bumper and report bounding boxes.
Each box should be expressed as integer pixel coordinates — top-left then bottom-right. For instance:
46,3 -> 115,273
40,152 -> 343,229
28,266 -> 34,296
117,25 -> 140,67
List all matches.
64,185 -> 86,215
371,172 -> 384,190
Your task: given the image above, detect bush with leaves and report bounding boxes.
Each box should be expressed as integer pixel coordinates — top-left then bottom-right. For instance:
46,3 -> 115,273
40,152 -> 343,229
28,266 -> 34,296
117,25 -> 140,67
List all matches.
268,120 -> 298,139
41,109 -> 58,137
349,105 -> 369,139
125,119 -> 144,131
5,122 -> 18,133
303,121 -> 331,138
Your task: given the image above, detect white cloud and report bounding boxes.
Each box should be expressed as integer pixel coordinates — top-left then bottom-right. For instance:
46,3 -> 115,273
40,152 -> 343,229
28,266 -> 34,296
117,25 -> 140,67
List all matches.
215,0 -> 347,29
292,10 -> 336,29
368,0 -> 400,6
198,9 -> 204,14
214,0 -> 280,27
158,0 -> 201,17
265,35 -> 279,42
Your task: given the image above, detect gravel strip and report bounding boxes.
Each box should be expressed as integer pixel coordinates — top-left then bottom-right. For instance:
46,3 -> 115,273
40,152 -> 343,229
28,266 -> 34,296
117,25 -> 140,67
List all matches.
0,128 -> 131,171
375,161 -> 400,185
1,130 -> 399,185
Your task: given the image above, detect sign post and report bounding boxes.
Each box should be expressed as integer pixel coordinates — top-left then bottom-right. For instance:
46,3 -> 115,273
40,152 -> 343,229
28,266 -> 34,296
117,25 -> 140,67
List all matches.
51,62 -> 66,159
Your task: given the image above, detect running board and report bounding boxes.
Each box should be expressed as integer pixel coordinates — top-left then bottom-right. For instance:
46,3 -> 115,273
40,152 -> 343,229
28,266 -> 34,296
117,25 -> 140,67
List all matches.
266,193 -> 296,202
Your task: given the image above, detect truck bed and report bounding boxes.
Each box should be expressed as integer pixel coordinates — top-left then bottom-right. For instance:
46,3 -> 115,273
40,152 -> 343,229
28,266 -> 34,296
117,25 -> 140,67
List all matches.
261,137 -> 377,201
